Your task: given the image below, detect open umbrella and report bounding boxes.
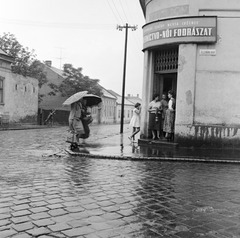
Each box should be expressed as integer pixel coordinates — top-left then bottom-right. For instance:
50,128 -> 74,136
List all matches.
83,94 -> 102,107
62,91 -> 88,106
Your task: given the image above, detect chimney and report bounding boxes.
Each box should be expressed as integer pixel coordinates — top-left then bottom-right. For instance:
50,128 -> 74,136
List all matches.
137,94 -> 139,98
127,94 -> 130,97
45,60 -> 52,67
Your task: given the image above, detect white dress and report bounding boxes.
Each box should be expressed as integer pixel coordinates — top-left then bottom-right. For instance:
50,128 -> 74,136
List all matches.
130,108 -> 140,128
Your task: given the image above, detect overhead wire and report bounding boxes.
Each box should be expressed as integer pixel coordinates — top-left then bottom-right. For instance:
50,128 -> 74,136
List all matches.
105,0 -> 120,23
119,0 -> 129,23
111,0 -> 124,24
0,18 -> 115,30
119,0 -> 143,50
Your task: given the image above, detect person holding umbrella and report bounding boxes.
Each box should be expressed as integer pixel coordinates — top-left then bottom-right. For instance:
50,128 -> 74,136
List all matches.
68,99 -> 85,145
63,91 -> 88,147
63,91 -> 102,149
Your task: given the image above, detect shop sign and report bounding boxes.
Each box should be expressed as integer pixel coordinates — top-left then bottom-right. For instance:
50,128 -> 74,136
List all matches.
143,16 -> 217,50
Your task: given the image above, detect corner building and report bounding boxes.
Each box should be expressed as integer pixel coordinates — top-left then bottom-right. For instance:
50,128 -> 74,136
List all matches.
139,0 -> 240,147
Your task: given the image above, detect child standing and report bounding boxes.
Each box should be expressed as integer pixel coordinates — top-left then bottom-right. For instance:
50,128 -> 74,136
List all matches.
129,103 -> 141,142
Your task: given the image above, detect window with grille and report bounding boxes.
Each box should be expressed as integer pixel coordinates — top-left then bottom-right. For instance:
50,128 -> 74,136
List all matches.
155,48 -> 178,73
0,77 -> 4,104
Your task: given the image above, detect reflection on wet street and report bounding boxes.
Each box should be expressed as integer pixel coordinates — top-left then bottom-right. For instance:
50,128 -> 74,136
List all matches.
1,126 -> 240,237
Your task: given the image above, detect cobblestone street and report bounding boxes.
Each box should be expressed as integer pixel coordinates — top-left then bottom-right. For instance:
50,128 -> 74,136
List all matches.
1,125 -> 240,237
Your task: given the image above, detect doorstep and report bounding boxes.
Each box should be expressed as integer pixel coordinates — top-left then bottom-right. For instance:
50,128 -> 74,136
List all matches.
138,138 -> 179,147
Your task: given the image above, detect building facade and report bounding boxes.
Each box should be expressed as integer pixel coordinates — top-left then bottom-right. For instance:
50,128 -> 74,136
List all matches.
108,90 -> 135,124
139,0 -> 240,147
0,49 -> 38,124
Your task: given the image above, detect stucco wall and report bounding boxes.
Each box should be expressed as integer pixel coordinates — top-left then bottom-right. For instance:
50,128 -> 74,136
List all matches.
175,10 -> 240,145
0,70 -> 38,122
99,97 -> 116,124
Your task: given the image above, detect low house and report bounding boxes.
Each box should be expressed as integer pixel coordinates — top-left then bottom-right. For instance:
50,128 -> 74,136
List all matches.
108,90 -> 135,123
96,85 -> 117,124
126,94 -> 142,106
38,61 -> 69,125
0,49 -> 38,124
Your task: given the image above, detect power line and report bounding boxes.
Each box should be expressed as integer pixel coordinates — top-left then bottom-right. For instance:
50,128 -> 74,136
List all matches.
105,0 -> 119,23
119,0 -> 129,23
0,18 -> 115,30
111,0 -> 124,23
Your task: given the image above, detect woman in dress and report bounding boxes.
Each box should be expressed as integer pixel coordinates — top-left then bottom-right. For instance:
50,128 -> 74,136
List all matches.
129,103 -> 141,142
148,94 -> 162,140
163,90 -> 176,141
160,93 -> 168,138
68,99 -> 85,145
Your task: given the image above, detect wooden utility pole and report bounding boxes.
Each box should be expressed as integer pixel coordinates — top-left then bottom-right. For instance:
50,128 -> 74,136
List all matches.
117,23 -> 137,133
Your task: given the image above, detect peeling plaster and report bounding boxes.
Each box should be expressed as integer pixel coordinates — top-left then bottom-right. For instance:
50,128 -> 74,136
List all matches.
178,55 -> 186,72
185,90 -> 192,105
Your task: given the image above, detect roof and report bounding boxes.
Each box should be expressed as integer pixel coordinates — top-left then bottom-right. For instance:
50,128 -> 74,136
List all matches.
44,64 -> 66,78
126,96 -> 142,105
107,90 -> 134,106
0,48 -> 14,63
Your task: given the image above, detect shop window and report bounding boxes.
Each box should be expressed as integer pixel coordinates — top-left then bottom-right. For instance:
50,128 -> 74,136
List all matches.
0,77 -> 4,103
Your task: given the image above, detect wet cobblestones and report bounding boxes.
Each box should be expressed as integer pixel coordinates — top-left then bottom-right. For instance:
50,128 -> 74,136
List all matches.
1,125 -> 240,237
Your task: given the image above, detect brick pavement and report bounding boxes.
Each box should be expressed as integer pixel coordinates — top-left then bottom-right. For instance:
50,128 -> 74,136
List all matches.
1,125 -> 240,237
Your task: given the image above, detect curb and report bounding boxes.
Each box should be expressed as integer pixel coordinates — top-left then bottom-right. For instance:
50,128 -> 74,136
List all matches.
65,148 -> 240,164
0,125 -> 61,131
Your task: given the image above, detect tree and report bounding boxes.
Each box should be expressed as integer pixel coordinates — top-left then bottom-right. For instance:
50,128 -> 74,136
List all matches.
0,32 -> 47,90
58,64 -> 102,97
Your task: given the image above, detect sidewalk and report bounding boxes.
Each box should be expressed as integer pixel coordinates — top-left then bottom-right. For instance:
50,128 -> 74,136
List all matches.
2,123 -> 240,163
0,123 -> 52,131
66,127 -> 240,164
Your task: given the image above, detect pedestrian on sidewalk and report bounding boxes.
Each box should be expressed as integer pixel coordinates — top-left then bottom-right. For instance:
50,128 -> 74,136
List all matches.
79,99 -> 92,140
68,99 -> 85,145
129,102 -> 141,142
148,94 -> 162,140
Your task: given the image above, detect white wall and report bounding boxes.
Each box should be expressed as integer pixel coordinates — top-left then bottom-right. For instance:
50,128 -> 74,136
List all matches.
0,70 -> 38,122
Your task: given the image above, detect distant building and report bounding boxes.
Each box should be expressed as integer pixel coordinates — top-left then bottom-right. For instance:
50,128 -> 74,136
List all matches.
39,60 -> 67,111
97,85 -> 117,124
108,90 -> 135,123
0,49 -> 38,124
126,94 -> 142,106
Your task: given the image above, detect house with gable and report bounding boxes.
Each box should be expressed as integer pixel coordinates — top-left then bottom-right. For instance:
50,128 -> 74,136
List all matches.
39,61 -> 118,125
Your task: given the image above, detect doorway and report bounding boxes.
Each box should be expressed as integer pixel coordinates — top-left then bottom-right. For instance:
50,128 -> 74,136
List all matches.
155,73 -> 177,99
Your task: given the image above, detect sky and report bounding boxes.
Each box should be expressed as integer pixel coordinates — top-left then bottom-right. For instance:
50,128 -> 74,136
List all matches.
0,0 -> 145,97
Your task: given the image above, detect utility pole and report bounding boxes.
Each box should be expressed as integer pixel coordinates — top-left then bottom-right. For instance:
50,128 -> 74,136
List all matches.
117,23 -> 137,134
